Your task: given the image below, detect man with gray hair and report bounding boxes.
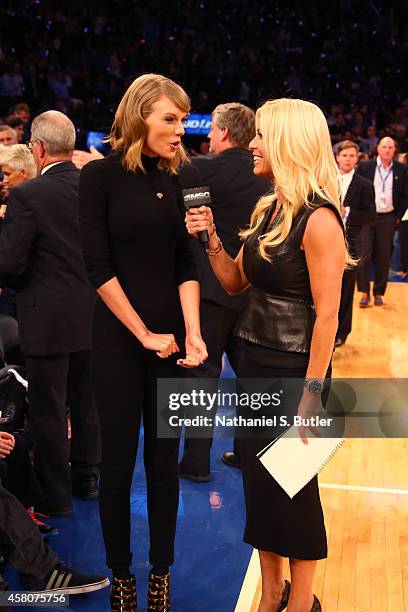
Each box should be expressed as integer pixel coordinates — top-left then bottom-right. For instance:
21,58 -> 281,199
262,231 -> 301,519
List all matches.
0,125 -> 18,146
179,103 -> 270,480
0,110 -> 100,516
356,136 -> 408,305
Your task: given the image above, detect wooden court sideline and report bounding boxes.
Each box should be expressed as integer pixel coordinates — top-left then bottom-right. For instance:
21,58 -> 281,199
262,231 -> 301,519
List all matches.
235,283 -> 408,612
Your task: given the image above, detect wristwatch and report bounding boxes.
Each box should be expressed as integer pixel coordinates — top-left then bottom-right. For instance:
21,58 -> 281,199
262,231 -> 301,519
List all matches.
304,378 -> 325,395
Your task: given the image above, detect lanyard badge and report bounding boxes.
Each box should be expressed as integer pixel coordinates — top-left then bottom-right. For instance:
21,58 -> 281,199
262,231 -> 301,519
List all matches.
378,164 -> 392,209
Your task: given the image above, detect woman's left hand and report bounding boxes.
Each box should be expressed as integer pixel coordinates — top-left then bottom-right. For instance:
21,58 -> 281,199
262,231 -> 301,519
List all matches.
177,333 -> 208,368
296,390 -> 323,445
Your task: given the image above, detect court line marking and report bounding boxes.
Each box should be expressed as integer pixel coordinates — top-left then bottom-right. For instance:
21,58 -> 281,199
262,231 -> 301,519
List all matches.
234,481 -> 408,611
234,549 -> 259,612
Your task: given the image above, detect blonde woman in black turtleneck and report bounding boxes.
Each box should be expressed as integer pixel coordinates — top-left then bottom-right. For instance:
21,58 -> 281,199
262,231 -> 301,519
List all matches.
79,74 -> 207,612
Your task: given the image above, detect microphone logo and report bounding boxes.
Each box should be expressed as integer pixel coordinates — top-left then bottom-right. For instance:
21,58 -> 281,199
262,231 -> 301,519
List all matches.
182,186 -> 212,209
183,191 -> 210,201
182,186 -> 212,246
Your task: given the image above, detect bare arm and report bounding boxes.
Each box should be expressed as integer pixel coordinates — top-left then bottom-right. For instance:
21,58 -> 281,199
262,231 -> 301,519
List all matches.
206,239 -> 249,296
303,207 -> 346,379
185,205 -> 250,295
178,280 -> 201,335
177,280 -> 208,367
97,277 -> 148,340
295,206 -> 345,443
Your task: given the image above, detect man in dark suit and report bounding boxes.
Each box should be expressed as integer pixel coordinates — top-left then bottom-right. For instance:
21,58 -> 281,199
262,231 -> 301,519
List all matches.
0,110 -> 100,515
335,141 -> 376,346
356,137 -> 408,306
179,103 -> 270,480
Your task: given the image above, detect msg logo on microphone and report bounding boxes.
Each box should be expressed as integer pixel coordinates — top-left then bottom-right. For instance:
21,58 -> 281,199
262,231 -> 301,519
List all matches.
184,192 -> 210,200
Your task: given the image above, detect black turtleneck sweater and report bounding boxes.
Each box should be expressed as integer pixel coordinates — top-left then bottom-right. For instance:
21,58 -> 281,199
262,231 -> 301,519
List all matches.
79,152 -> 197,352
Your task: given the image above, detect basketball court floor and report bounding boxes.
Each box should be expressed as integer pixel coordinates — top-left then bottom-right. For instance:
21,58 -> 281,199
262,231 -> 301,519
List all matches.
237,282 -> 408,612
4,282 -> 407,611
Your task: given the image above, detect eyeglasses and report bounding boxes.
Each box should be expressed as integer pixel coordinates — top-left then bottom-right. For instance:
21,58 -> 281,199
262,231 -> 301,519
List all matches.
26,140 -> 40,152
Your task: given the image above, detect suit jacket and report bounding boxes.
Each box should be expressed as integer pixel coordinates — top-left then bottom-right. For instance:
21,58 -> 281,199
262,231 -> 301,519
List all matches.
344,172 -> 376,226
356,159 -> 408,220
0,162 -> 95,356
180,148 -> 270,310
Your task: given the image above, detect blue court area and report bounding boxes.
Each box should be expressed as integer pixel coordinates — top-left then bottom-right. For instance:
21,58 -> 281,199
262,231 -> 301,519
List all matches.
4,362 -> 251,612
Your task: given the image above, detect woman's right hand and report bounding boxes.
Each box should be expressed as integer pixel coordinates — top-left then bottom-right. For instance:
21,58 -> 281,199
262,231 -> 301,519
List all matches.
185,206 -> 214,238
140,331 -> 180,359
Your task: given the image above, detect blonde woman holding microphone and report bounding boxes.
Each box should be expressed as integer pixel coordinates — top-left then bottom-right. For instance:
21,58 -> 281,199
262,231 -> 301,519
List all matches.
186,98 -> 348,612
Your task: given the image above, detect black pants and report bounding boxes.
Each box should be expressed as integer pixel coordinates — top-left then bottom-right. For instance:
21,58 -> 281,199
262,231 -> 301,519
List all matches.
180,299 -> 244,476
91,348 -> 182,571
399,220 -> 408,273
26,350 -> 100,513
0,481 -> 58,586
337,224 -> 363,341
337,268 -> 356,341
2,434 -> 44,508
358,213 -> 397,295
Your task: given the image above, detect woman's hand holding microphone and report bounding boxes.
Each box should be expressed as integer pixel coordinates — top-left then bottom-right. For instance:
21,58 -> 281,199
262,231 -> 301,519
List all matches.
185,206 -> 218,247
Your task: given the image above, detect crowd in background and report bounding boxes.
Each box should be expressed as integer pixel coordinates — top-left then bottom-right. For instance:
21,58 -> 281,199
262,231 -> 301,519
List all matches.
1,0 -> 408,150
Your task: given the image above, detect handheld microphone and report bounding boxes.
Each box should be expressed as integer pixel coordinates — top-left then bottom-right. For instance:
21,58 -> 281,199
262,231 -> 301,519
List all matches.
182,186 -> 212,247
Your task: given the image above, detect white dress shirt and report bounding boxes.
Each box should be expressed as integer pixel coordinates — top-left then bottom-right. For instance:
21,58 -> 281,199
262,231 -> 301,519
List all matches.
374,157 -> 394,213
340,169 -> 355,204
41,161 -> 65,175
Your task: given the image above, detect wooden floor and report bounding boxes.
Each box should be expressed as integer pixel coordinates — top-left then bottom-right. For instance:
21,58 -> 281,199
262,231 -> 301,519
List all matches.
333,284 -> 408,378
236,283 -> 408,612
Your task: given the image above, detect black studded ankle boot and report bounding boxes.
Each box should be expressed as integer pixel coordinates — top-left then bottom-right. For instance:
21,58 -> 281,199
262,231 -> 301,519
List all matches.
147,570 -> 170,611
310,594 -> 322,611
111,575 -> 137,611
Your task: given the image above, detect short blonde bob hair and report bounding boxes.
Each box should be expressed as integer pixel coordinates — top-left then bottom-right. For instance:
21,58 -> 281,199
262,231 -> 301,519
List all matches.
109,73 -> 190,174
241,98 -> 350,263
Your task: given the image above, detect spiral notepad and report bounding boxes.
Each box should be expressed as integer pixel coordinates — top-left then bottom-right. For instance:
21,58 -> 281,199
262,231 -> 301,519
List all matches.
257,427 -> 344,499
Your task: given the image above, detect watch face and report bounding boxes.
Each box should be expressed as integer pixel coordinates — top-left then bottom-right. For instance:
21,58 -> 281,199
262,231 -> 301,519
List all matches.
308,380 -> 322,394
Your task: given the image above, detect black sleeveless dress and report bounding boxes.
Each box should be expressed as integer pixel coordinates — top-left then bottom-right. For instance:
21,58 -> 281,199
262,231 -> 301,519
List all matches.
235,200 -> 343,560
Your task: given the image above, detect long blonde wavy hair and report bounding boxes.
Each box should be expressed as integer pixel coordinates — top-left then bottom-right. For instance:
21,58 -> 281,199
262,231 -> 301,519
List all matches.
240,98 -> 348,262
109,73 -> 190,174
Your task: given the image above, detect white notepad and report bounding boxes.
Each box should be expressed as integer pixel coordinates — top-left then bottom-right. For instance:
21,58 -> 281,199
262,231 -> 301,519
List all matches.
257,426 -> 344,499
